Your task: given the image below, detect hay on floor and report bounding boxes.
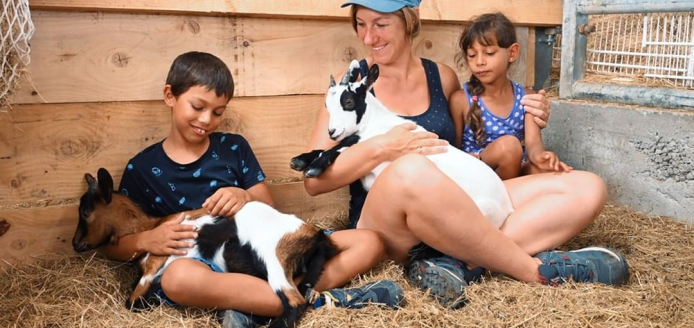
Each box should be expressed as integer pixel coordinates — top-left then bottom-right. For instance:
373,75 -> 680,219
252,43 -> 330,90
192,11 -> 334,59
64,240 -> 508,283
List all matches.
1,204 -> 693,328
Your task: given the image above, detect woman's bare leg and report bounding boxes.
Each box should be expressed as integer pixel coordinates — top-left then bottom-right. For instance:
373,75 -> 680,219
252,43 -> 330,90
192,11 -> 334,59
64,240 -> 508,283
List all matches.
501,170 -> 607,255
356,154 -> 541,283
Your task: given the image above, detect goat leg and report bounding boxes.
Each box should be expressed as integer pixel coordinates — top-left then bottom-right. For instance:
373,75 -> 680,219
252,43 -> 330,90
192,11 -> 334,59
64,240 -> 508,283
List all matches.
290,149 -> 324,172
270,288 -> 307,328
126,254 -> 168,310
304,134 -> 360,178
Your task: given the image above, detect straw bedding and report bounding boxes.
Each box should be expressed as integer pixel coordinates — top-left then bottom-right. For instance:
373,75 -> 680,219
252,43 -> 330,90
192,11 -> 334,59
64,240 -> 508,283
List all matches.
1,204 -> 693,328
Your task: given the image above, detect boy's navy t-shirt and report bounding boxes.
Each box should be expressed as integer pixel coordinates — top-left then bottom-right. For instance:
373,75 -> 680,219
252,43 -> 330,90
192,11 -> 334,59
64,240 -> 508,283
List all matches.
118,132 -> 266,217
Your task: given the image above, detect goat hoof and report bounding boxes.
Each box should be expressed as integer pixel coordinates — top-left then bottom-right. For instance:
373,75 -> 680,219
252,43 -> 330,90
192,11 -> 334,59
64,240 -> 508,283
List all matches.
125,297 -> 151,312
304,168 -> 323,178
290,157 -> 309,172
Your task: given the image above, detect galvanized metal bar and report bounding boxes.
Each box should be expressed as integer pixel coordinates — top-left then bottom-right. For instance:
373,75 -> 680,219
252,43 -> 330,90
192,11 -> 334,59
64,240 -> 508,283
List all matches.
573,82 -> 694,109
586,61 -> 690,72
560,0 -> 588,98
588,49 -> 689,59
577,0 -> 694,15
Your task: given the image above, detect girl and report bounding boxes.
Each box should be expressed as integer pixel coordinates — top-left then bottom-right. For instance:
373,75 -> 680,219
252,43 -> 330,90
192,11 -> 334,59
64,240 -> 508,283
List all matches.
451,12 -> 572,180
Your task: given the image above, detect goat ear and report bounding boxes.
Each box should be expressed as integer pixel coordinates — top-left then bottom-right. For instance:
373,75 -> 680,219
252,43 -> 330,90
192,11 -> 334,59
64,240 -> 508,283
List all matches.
96,168 -> 114,204
329,75 -> 336,87
84,173 -> 97,190
348,66 -> 360,83
365,64 -> 379,90
341,60 -> 361,85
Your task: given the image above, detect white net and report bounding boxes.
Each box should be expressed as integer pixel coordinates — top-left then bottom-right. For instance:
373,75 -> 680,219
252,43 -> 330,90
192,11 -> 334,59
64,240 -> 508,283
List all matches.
1,0 -> 34,109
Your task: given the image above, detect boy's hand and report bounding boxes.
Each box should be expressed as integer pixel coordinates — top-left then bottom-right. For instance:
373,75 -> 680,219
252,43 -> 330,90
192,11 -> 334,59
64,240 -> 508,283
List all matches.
530,150 -> 573,172
139,213 -> 197,256
203,187 -> 251,217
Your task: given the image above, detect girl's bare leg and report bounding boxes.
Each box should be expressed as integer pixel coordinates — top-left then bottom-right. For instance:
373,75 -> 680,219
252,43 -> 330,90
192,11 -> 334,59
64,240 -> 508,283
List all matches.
479,135 -> 523,180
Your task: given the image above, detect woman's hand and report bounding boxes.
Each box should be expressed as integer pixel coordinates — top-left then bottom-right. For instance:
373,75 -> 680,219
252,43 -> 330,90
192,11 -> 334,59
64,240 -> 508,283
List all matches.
521,89 -> 551,129
375,122 -> 449,161
138,213 -> 197,256
529,150 -> 573,172
203,187 -> 251,217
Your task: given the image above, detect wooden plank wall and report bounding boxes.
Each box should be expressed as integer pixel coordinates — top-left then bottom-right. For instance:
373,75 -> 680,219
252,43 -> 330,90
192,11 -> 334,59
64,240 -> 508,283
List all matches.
0,1 -> 562,265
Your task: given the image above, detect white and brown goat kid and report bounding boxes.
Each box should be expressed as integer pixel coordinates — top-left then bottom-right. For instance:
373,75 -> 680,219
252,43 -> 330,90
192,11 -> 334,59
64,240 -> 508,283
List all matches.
72,168 -> 337,328
291,60 -> 514,229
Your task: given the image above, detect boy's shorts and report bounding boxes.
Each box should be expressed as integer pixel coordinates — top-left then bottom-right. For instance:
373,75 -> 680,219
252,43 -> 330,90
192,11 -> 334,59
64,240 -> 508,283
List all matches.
153,257 -> 224,307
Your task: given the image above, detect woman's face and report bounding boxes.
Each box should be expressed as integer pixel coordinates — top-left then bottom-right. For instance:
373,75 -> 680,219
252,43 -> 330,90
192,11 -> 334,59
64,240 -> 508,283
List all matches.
355,7 -> 409,64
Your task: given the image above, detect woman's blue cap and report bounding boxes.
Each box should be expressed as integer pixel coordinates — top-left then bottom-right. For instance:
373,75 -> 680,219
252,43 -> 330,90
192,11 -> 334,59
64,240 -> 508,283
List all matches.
341,0 -> 422,13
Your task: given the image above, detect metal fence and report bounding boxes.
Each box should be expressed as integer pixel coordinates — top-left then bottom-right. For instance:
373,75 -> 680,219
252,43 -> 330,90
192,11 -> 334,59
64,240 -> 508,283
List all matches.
586,13 -> 694,89
559,0 -> 694,109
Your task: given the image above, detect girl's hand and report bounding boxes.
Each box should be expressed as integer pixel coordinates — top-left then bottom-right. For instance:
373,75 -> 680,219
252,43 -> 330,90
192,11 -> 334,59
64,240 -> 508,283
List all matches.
521,89 -> 551,129
139,213 -> 197,256
530,150 -> 573,172
376,122 -> 449,161
203,187 -> 251,217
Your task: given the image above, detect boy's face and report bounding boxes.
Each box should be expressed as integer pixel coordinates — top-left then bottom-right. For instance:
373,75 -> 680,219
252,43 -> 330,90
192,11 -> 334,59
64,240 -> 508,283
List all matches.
164,85 -> 229,145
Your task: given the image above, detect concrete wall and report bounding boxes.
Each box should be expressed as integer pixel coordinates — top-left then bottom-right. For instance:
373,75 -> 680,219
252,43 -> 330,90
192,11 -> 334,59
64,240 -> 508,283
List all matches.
544,100 -> 694,223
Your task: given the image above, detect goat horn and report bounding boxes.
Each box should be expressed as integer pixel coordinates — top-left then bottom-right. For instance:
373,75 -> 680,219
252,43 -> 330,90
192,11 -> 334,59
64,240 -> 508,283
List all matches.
329,75 -> 336,87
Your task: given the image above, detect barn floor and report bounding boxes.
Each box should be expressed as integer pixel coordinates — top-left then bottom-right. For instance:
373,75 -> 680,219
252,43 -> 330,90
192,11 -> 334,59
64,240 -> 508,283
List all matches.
1,204 -> 693,328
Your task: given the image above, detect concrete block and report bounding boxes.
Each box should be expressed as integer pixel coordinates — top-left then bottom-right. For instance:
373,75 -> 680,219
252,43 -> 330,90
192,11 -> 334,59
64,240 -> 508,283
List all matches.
544,100 -> 693,223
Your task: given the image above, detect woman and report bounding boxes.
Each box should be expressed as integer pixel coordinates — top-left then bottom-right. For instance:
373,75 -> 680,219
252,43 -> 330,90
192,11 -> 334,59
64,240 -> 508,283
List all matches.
303,0 -> 629,308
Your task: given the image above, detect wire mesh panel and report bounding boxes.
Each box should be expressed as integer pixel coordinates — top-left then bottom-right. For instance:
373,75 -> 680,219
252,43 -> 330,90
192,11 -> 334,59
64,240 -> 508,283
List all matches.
585,13 -> 694,89
0,0 -> 34,109
559,0 -> 694,109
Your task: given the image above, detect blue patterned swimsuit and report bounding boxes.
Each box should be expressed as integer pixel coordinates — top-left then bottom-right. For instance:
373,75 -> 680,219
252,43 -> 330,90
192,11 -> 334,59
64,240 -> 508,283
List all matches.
461,81 -> 526,155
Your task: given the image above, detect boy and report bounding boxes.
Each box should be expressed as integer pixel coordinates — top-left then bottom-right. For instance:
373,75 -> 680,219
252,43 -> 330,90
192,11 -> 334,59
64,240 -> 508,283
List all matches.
103,51 -> 402,327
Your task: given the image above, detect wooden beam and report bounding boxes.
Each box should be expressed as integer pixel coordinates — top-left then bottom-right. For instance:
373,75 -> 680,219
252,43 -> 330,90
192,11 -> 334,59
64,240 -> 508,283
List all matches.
13,11 -> 368,104
13,12 -> 530,104
0,95 -> 324,205
12,11 -> 475,104
0,182 -> 348,266
526,28 -> 537,88
29,0 -> 563,26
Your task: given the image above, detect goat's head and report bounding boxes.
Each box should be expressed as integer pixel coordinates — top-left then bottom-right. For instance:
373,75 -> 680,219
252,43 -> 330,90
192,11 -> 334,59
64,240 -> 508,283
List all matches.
325,59 -> 379,141
72,168 -> 119,252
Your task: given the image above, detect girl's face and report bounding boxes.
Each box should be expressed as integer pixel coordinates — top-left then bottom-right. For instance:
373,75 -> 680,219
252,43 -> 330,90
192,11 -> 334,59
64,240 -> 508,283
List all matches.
164,85 -> 228,146
465,36 -> 519,84
355,7 -> 409,64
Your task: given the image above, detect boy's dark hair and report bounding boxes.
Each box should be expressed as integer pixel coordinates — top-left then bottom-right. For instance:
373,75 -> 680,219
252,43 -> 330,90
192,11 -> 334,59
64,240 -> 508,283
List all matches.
165,51 -> 234,100
456,12 -> 517,147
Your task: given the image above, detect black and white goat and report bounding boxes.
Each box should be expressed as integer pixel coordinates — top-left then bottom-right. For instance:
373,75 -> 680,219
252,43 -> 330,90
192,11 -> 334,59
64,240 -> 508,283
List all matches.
291,60 -> 514,228
72,168 -> 337,328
